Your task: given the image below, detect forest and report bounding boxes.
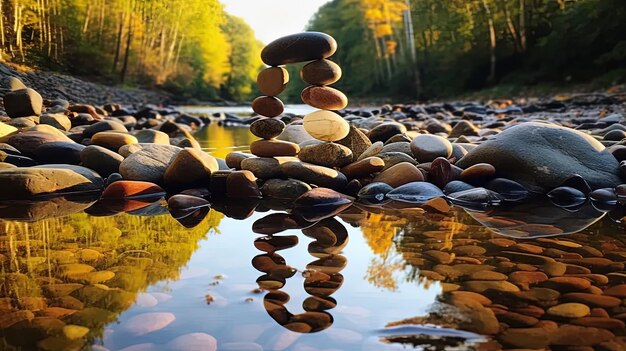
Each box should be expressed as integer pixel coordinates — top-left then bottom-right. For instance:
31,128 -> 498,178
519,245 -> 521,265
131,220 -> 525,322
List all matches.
0,0 -> 625,102
0,0 -> 263,101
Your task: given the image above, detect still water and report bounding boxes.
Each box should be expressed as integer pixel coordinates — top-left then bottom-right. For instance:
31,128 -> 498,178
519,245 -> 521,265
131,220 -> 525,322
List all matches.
0,125 -> 625,351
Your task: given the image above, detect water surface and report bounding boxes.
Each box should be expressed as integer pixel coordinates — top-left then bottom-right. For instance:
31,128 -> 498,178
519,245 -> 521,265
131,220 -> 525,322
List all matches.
0,126 -> 624,351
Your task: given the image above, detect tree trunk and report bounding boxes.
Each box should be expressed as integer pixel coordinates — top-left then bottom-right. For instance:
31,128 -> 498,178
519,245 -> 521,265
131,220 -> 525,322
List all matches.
519,0 -> 527,52
113,10 -> 126,72
499,0 -> 521,53
0,0 -> 5,54
120,4 -> 133,83
481,0 -> 497,84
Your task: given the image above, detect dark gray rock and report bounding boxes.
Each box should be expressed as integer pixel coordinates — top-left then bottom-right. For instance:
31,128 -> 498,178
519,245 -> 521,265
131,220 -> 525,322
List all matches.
457,122 -> 622,192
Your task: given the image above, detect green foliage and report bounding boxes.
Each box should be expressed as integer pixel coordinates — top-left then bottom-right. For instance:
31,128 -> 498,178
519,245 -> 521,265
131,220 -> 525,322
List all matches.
1,0 -> 262,101
307,0 -> 626,100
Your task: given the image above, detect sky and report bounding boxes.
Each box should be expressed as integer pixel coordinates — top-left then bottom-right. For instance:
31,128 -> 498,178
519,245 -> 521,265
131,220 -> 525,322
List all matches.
221,0 -> 332,44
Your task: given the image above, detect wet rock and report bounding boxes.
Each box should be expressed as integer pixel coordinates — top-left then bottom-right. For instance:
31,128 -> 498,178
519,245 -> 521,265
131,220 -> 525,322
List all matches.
410,134 -> 453,163
241,157 -> 294,179
301,86 -> 348,110
378,152 -> 418,170
299,142 -> 352,168
484,178 -> 529,201
373,162 -> 424,187
260,178 -> 312,200
226,170 -> 262,198
443,180 -> 475,195
589,188 -> 618,204
102,180 -> 165,199
357,182 -> 393,204
250,118 -> 285,139
261,32 -> 337,66
119,144 -> 181,183
80,145 -> 124,177
0,166 -> 103,200
548,186 -> 587,208
380,141 -> 412,155
250,139 -> 300,157
3,88 -> 43,118
255,235 -> 299,252
303,110 -> 350,142
336,126 -> 372,159
386,182 -> 445,203
257,67 -> 289,96
447,187 -> 504,208
460,163 -> 496,183
281,161 -> 347,189
32,141 -> 84,165
562,293 -> 621,308
225,152 -> 253,169
163,148 -> 219,187
541,261 -> 567,277
168,194 -> 210,214
456,122 -> 622,192
252,96 -> 284,117
368,123 -> 407,143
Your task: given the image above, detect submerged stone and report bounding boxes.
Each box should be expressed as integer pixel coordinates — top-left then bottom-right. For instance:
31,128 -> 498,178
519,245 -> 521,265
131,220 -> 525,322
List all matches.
386,182 -> 445,203
357,182 -> 394,204
447,187 -> 504,209
485,178 -> 529,201
548,186 -> 587,208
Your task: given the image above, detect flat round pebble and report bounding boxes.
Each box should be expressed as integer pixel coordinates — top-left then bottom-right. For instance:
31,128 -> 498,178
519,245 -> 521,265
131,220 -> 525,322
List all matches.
547,303 -> 590,318
301,59 -> 342,85
303,110 -> 350,142
252,96 -> 284,117
250,118 -> 285,139
410,134 -> 453,163
261,32 -> 337,66
301,86 -> 348,110
257,67 -> 289,96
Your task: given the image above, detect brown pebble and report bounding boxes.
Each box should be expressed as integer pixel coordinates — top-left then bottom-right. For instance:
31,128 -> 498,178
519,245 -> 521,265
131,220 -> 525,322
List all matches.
372,162 -> 424,187
562,292 -> 621,308
301,86 -> 348,110
301,59 -> 342,85
252,96 -> 284,117
460,163 -> 496,182
250,139 -> 300,157
257,67 -> 289,96
341,157 -> 385,179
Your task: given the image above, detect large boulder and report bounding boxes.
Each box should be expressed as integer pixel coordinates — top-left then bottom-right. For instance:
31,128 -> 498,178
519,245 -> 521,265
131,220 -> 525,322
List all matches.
0,165 -> 104,200
456,122 -> 622,192
2,88 -> 43,118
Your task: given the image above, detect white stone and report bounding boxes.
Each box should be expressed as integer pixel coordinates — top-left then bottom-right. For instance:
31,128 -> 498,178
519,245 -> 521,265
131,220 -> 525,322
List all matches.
303,110 -> 350,142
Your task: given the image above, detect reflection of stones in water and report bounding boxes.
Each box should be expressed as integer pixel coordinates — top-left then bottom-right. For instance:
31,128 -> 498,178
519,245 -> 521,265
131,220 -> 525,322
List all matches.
252,214 -> 348,333
466,200 -> 605,238
0,210 -> 222,350
373,203 -> 626,350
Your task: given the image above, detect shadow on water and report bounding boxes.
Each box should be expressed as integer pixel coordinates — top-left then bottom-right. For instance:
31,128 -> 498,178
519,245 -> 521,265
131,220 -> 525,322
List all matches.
0,127 -> 624,350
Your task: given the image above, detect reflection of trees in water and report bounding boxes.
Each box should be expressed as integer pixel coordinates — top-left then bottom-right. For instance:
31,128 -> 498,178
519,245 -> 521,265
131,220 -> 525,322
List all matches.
252,215 -> 348,333
0,209 -> 222,349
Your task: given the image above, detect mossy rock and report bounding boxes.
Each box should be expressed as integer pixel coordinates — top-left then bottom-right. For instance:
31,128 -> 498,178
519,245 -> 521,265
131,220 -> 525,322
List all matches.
67,307 -> 116,329
42,284 -> 83,298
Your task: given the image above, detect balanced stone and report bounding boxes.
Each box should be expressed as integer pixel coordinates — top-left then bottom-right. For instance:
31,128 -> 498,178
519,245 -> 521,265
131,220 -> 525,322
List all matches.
226,170 -> 262,198
261,32 -> 337,66
250,139 -> 300,157
410,134 -> 453,163
225,152 -> 254,169
257,67 -> 289,96
298,142 -> 353,168
250,118 -> 285,139
260,178 -> 312,200
252,96 -> 284,117
301,86 -> 348,110
301,59 -> 342,86
303,110 -> 350,142
3,88 -> 43,118
241,156 -> 298,179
